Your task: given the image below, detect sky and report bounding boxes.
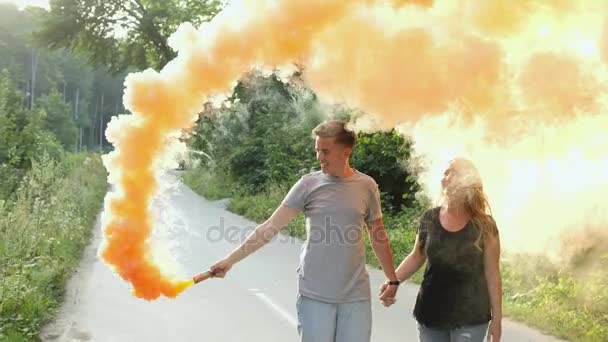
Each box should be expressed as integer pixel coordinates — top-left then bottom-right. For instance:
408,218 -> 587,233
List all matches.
0,0 -> 49,10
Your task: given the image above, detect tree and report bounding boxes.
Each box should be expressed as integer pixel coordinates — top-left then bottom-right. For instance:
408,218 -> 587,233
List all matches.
351,131 -> 421,213
36,90 -> 78,150
0,3 -> 31,89
0,70 -> 63,176
0,70 -> 22,166
188,74 -> 323,193
0,3 -> 131,158
0,5 -> 78,110
36,0 -> 222,73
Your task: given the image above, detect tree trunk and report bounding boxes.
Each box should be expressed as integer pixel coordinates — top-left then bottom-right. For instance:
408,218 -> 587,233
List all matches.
99,92 -> 104,151
74,88 -> 80,152
30,49 -> 38,110
91,96 -> 99,151
24,80 -> 30,109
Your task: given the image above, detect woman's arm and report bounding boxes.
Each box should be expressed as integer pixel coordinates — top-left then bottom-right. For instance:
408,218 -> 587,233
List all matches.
378,232 -> 427,306
484,229 -> 502,341
395,234 -> 427,282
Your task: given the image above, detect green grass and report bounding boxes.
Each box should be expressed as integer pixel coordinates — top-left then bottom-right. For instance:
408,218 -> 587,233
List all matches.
0,153 -> 107,341
502,255 -> 608,341
181,166 -> 236,201
182,166 -> 608,342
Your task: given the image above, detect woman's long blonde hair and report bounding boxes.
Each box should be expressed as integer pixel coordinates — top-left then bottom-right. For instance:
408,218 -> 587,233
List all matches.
443,158 -> 497,250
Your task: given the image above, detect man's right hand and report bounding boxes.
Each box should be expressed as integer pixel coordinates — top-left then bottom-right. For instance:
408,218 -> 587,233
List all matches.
210,258 -> 233,278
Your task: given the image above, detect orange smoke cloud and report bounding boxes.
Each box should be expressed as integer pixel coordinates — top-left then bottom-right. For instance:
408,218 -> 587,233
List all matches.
519,52 -> 599,117
601,18 -> 608,65
101,0 -> 608,299
389,0 -> 433,8
465,0 -> 576,36
306,15 -> 506,128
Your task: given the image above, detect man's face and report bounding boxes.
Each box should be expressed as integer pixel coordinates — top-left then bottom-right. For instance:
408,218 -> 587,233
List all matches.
315,136 -> 351,176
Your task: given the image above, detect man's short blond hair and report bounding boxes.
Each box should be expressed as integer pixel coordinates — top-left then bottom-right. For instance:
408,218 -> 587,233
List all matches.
312,120 -> 356,147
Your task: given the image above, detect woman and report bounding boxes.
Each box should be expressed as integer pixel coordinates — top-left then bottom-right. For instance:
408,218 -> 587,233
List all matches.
381,158 -> 502,342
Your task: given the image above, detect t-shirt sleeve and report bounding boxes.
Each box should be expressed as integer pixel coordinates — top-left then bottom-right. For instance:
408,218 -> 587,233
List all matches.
282,177 -> 308,211
365,180 -> 383,222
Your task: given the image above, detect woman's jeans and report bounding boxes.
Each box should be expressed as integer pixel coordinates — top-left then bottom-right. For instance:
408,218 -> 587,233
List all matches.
417,322 -> 489,342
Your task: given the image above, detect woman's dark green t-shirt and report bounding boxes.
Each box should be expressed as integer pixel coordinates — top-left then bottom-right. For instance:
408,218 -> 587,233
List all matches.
413,207 -> 496,329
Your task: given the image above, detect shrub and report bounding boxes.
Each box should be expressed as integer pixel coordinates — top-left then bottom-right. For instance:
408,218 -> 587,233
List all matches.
0,153 -> 107,341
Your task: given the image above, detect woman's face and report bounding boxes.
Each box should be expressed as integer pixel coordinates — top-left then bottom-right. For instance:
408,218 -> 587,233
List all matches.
441,159 -> 481,199
441,161 -> 459,191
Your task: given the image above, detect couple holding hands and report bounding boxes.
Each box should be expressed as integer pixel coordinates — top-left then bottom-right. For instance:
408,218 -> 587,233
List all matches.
207,120 -> 501,342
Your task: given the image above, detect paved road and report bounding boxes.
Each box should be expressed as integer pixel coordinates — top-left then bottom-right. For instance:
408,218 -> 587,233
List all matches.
41,173 -> 565,342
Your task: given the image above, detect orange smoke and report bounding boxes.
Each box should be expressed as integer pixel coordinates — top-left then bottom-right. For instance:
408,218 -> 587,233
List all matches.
465,0 -> 576,36
519,53 -> 599,117
101,0 -> 361,300
101,0 -> 608,299
305,15 -> 506,128
389,0 -> 433,8
601,18 -> 608,65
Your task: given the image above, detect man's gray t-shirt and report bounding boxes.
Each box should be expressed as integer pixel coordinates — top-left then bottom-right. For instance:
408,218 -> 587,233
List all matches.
282,170 -> 382,303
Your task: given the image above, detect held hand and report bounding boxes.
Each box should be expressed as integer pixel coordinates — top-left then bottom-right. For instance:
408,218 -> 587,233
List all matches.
378,283 -> 388,296
378,283 -> 398,307
487,319 -> 501,342
210,258 -> 233,278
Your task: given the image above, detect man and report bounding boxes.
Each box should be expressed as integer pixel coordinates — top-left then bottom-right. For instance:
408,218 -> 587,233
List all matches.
210,120 -> 400,342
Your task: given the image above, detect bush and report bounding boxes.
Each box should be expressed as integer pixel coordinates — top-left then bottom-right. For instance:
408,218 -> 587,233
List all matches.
0,164 -> 22,202
0,153 -> 107,341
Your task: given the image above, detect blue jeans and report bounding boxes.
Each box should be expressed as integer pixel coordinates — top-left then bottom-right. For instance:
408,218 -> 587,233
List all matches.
296,295 -> 372,342
417,322 -> 489,342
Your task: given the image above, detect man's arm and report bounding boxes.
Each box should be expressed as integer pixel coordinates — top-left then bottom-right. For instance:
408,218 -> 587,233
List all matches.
210,204 -> 300,277
368,218 -> 398,281
367,217 -> 399,305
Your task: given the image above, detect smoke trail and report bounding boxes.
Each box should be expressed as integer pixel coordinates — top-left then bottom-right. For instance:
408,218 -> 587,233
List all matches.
100,0 -> 364,300
100,0 -> 608,299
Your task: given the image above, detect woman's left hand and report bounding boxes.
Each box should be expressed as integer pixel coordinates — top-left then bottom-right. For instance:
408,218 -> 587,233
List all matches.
487,319 -> 501,342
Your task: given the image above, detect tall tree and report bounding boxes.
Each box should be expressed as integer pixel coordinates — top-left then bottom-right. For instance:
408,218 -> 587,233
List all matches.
0,70 -> 22,166
36,0 -> 222,73
0,3 -> 132,154
0,69 -> 63,171
36,90 -> 78,150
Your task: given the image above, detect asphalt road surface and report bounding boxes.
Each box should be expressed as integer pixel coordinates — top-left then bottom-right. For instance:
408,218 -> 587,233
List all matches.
41,173 -> 566,342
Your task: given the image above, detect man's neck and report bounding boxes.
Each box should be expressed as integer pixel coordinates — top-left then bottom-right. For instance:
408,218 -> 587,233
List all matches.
332,165 -> 355,178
